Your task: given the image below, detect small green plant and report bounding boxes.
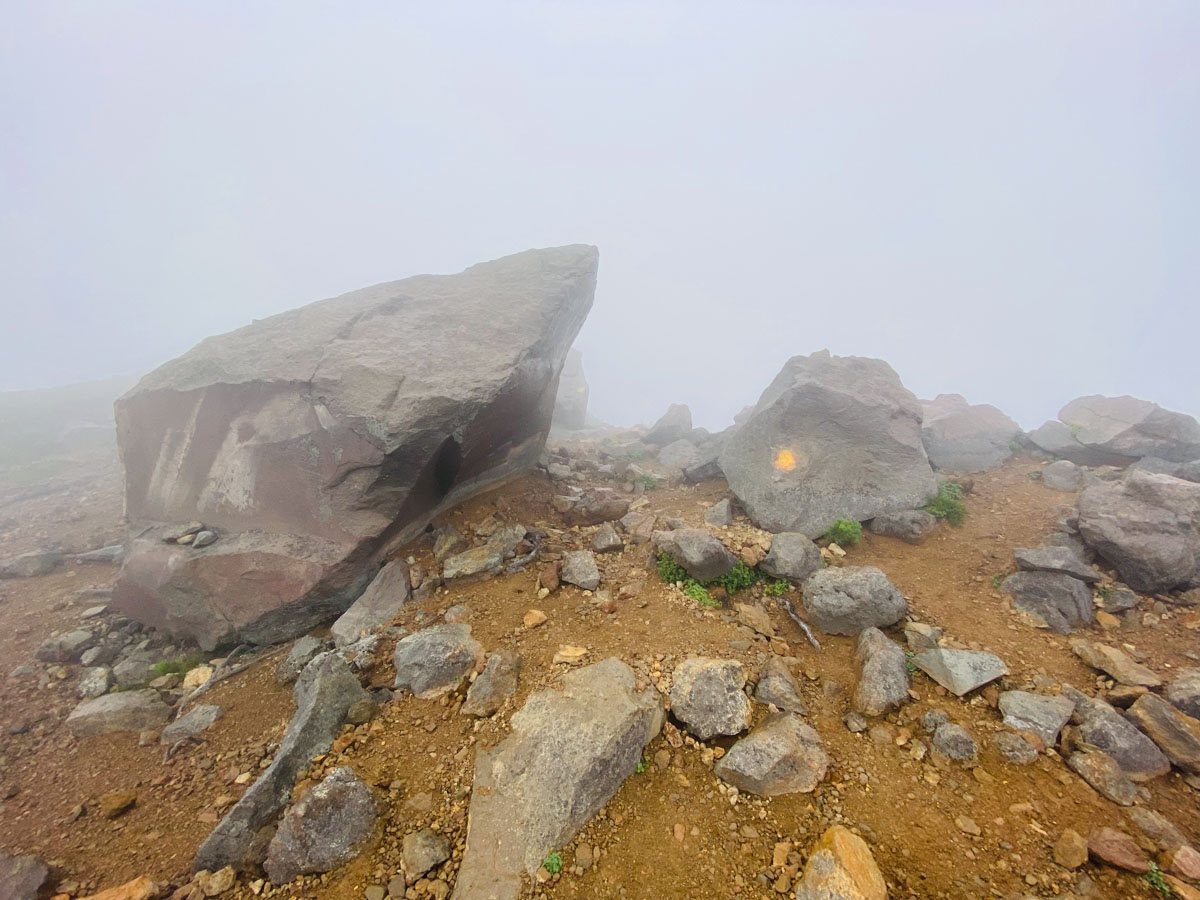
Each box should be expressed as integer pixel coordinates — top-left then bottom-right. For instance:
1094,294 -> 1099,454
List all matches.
543,852 -> 563,876
1144,863 -> 1173,898
685,581 -> 715,606
656,552 -> 688,584
1068,422 -> 1083,438
991,572 -> 1007,589
823,518 -> 862,546
1026,470 -> 1043,481
762,578 -> 791,597
905,650 -> 918,675
924,483 -> 966,527
712,561 -> 759,594
636,755 -> 647,774
632,474 -> 658,491
151,653 -> 206,678
656,553 -> 768,607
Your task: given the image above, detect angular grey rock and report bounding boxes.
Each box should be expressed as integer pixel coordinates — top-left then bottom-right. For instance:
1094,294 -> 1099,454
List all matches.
113,246 -> 598,650
920,393 -> 1021,472
402,828 -> 451,884
755,657 -> 807,716
719,352 -> 937,536
998,692 -> 1074,746
704,499 -> 733,528
276,635 -> 329,686
1129,456 -> 1200,483
264,766 -> 377,884
903,621 -> 942,652
760,533 -> 822,582
551,348 -> 588,431
1099,586 -> 1140,613
713,712 -> 828,796
1067,749 -> 1138,806
560,550 -> 601,591
1001,571 -> 1094,634
801,566 -> 907,636
35,629 -> 96,664
1166,668 -> 1200,719
868,509 -> 938,543
912,649 -> 1007,696
932,722 -> 977,760
1059,395 -> 1200,464
591,523 -> 623,554
0,551 -> 62,579
393,624 -> 482,699
161,704 -> 224,744
1126,693 -> 1200,774
1077,470 -> 1200,592
852,628 -> 909,717
442,525 -> 527,581
644,404 -> 693,446
452,658 -> 662,900
462,649 -> 521,718
652,529 -> 737,584
565,496 -> 630,526
1012,546 -> 1099,583
993,732 -> 1038,765
112,650 -> 158,688
1042,460 -> 1083,491
66,689 -> 170,737
1028,420 -> 1130,467
1070,640 -> 1161,688
683,449 -> 723,484
1066,687 -> 1171,781
77,545 -> 125,565
1125,807 -> 1190,852
670,658 -> 751,740
77,666 -> 112,699
194,652 -> 370,872
331,558 -> 411,647
657,439 -> 700,470
0,852 -> 48,900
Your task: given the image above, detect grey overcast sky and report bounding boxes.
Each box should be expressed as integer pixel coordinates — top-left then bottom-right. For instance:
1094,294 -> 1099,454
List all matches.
1,2 -> 1197,430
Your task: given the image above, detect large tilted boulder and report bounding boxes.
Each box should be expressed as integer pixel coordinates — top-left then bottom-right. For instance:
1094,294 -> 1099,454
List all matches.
719,352 -> 937,535
1058,395 -> 1200,464
452,658 -> 662,900
550,348 -> 589,431
112,246 -> 598,649
920,394 -> 1022,472
1077,470 -> 1200,592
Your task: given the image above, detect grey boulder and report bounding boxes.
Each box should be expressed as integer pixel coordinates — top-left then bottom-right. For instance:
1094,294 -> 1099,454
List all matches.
718,351 -> 937,536
264,766 -> 377,884
652,529 -> 737,584
868,510 -> 938,543
0,853 -> 48,900
112,245 -> 598,650
853,627 -> 909,717
704,499 -> 734,528
644,404 -> 693,446
713,712 -> 829,796
1166,668 -> 1200,719
912,649 -> 1007,696
442,525 -> 527,581
754,657 -> 807,716
35,629 -> 96,664
560,550 -> 601,591
931,722 -> 977,760
331,558 -> 411,647
1042,460 -> 1084,491
760,533 -> 822,582
670,658 -> 752,740
276,635 -> 330,686
161,704 -> 224,744
1066,687 -> 1170,782
452,658 -> 662,900
1058,394 -> 1200,464
801,566 -> 907,636
0,551 -> 61,579
1001,571 -> 1094,634
65,689 -> 170,737
1012,546 -> 1098,583
657,439 -> 701,470
998,691 -> 1074,746
461,649 -> 521,718
920,393 -> 1021,472
393,624 -> 483,699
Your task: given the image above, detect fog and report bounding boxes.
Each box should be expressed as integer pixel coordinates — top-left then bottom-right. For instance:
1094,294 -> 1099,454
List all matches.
2,2 -> 1197,430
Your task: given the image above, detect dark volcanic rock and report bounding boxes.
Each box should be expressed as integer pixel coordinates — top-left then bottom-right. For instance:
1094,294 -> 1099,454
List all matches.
264,767 -> 377,884
759,533 -> 822,581
652,529 -> 737,584
670,658 -> 751,740
718,352 -> 937,536
113,246 -> 598,650
713,712 -> 829,796
801,567 -> 906,636
852,628 -> 909,717
1001,571 -> 1094,634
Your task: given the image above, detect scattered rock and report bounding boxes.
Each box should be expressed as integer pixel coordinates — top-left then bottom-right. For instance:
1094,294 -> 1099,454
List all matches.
1053,829 -> 1089,869
652,529 -> 737,583
931,722 -> 977,760
998,691 -> 1074,745
1167,668 -> 1200,719
161,705 -> 223,745
755,657 -> 807,716
1067,687 -> 1171,781
264,767 -> 377,884
560,550 -> 601,591
523,610 -> 547,629
1126,693 -> 1200,774
793,825 -> 886,900
591,523 -> 623,554
393,625 -> 483,699
1001,571 -> 1094,634
195,867 -> 236,897
992,732 -> 1038,765
1012,546 -> 1099,582
183,666 -> 213,691
565,497 -> 630,527
704,499 -> 734,527
1067,749 -> 1138,805
462,650 -> 521,717
276,636 -> 329,686
79,876 -> 160,900
670,658 -> 751,740
903,622 -> 942,652
0,852 -> 48,900
912,649 -> 1007,696
867,510 -> 938,543
714,712 -> 829,796
0,551 -> 61,579
442,526 -> 528,581
78,666 -> 113,699
1070,640 -> 1162,687
331,559 -> 411,647
852,628 -> 908,717
760,533 -> 822,582
66,690 -> 171,737
800,567 -> 907,636
1042,460 -> 1083,491
402,828 -> 451,884
36,629 -> 96,664
658,439 -> 701,470
98,791 -> 137,819
1088,826 -> 1150,873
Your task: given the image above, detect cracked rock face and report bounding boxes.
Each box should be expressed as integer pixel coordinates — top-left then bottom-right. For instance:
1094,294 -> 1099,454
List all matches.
112,246 -> 598,649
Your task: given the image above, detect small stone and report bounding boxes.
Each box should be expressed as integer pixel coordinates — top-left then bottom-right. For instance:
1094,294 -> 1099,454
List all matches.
1053,829 -> 1088,869
523,609 -> 547,629
931,722 -> 977,761
955,816 -> 981,836
402,828 -> 451,884
196,867 -> 236,897
98,791 -> 136,819
1087,827 -> 1150,873
553,645 -> 588,665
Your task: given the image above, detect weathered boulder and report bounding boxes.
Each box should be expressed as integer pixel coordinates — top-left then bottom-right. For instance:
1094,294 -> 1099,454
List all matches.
330,558 -> 410,647
704,499 -> 733,528
161,704 -> 223,744
560,550 -> 601,590
0,550 -> 61,579
1066,687 -> 1170,782
644,404 -> 693,446
1166,668 -> 1200,719
931,722 -> 977,760
652,529 -> 737,583
1077,470 -> 1200,592
1001,571 -> 1094,634
275,635 -> 329,686
193,652 -> 370,872
1070,640 -> 1161,688
1126,693 -> 1200,774
66,690 -> 171,737
670,658 -> 751,740
719,352 -> 937,536
920,394 -> 1021,472
1012,546 -> 1098,583
264,767 -> 377,884
853,628 -> 909,717
451,658 -> 662,900
1130,456 -> 1200,483
393,625 -> 483,699
657,439 -> 701,470
1028,420 -> 1127,467
713,712 -> 828,796
0,852 -> 49,900
793,826 -> 886,900
112,246 -> 598,650
78,666 -> 112,699
1042,459 -> 1084,491
801,567 -> 906,636
998,691 -> 1074,746
551,349 -> 588,431
592,522 -> 623,553
1059,395 -> 1200,464
36,629 -> 96,664
912,649 -> 1007,696
760,533 -> 822,581
867,510 -> 938,543
755,657 -> 807,716
461,649 -> 521,717
1067,749 -> 1138,806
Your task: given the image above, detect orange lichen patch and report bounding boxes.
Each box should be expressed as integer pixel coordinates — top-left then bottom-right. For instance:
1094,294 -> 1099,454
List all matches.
774,448 -> 797,472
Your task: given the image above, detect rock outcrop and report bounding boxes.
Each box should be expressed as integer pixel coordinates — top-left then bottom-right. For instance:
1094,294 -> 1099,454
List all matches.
719,352 -> 937,535
113,245 -> 598,649
920,394 -> 1021,472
